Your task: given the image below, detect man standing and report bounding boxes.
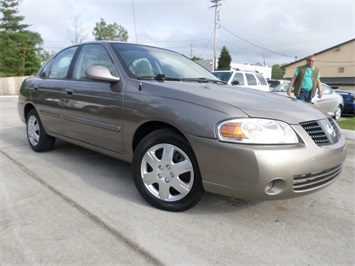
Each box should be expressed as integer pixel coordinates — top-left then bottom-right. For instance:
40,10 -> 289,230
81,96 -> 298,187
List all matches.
288,55 -> 322,102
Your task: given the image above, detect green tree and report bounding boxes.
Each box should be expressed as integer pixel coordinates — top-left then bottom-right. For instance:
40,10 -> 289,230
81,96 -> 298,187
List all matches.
92,18 -> 128,41
271,64 -> 286,79
217,46 -> 232,70
191,56 -> 203,61
0,0 -> 42,76
0,0 -> 28,31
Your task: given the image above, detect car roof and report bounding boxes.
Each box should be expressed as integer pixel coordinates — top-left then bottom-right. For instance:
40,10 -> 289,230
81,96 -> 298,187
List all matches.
69,41 -> 183,55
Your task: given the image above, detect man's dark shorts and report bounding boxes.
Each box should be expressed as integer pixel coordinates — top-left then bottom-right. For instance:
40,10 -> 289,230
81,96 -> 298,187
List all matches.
297,89 -> 312,102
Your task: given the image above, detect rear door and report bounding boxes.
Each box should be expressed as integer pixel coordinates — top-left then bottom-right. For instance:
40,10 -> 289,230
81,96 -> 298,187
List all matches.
30,46 -> 78,135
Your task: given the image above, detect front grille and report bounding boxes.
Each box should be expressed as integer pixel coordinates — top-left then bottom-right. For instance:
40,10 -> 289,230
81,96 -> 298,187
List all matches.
300,120 -> 329,144
293,164 -> 342,192
300,118 -> 339,146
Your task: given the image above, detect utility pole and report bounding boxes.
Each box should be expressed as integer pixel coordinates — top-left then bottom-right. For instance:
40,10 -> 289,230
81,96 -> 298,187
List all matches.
263,54 -> 266,66
131,0 -> 138,43
210,0 -> 222,71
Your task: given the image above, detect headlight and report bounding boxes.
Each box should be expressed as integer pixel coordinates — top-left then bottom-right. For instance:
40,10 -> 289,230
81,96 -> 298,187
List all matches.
217,118 -> 298,144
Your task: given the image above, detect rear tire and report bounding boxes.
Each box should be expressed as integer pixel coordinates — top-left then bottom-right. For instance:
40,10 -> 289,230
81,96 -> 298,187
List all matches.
334,105 -> 342,120
26,109 -> 55,152
132,129 -> 204,212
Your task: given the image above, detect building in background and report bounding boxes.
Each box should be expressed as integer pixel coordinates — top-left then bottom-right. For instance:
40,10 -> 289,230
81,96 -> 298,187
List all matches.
283,38 -> 355,90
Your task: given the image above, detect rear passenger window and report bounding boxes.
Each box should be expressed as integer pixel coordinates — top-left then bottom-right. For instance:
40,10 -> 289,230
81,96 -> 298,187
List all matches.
41,47 -> 78,79
256,74 -> 268,85
246,73 -> 257,85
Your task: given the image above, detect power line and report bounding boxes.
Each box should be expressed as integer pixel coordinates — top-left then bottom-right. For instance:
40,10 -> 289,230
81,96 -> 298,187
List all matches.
199,29 -> 214,58
219,24 -> 295,59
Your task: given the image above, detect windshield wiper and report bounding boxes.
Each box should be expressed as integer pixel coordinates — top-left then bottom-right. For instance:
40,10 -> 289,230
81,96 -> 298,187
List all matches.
156,74 -> 182,81
138,74 -> 181,81
138,75 -> 224,84
181,77 -> 227,84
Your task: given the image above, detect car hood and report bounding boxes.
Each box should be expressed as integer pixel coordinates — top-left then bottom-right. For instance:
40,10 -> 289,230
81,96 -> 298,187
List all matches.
139,81 -> 329,125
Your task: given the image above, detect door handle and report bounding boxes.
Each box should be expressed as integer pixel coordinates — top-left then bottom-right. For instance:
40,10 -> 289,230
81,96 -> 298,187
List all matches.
65,89 -> 73,95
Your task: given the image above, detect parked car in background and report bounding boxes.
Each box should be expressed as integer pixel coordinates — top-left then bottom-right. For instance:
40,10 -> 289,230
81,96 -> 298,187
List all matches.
18,41 -> 347,212
212,70 -> 270,91
267,79 -> 289,89
271,80 -> 344,120
335,90 -> 355,116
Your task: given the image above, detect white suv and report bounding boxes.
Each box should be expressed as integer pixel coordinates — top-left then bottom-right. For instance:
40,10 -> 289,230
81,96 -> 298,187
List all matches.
212,70 -> 270,91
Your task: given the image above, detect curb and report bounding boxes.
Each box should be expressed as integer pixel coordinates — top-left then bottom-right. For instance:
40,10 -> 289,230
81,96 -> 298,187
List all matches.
341,129 -> 355,141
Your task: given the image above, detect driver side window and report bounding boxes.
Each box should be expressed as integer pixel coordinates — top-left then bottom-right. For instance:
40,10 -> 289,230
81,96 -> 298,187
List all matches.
73,44 -> 116,80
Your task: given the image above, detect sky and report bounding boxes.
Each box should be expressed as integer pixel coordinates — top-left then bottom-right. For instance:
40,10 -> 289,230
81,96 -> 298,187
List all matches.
17,0 -> 355,67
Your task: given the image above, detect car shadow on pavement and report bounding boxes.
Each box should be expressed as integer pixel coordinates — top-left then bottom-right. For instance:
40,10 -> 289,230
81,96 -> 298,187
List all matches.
192,193 -> 262,214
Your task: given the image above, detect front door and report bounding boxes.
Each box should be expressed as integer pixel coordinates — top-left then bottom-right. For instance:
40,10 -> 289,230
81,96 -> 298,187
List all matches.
61,44 -> 124,154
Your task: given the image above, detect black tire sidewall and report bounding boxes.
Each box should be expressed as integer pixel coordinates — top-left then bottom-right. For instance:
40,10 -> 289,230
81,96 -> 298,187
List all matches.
26,109 -> 55,152
132,129 -> 204,212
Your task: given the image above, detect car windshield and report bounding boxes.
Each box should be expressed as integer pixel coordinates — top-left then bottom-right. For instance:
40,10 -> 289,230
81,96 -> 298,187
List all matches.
211,71 -> 233,82
272,82 -> 291,92
111,43 -> 220,82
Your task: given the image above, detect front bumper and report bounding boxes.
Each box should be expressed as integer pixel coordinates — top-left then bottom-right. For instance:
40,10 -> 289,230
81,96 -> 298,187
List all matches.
188,125 -> 347,200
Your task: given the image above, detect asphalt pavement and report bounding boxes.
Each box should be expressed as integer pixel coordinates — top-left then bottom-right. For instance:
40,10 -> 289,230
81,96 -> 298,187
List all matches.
1,96 -> 354,265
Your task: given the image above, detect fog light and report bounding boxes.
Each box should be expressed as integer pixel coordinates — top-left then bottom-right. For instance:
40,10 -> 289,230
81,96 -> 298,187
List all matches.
265,178 -> 286,195
265,181 -> 275,192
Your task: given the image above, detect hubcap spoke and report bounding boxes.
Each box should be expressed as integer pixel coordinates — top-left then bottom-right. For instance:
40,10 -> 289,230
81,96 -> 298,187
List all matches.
161,144 -> 175,164
142,171 -> 159,185
171,159 -> 193,177
158,183 -> 171,201
170,178 -> 191,196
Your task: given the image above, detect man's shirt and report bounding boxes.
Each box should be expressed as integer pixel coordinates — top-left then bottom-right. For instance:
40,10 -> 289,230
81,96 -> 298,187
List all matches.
294,66 -> 320,91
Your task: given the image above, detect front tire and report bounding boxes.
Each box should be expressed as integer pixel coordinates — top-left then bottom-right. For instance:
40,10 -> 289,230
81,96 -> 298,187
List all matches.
132,129 -> 204,212
26,109 -> 55,152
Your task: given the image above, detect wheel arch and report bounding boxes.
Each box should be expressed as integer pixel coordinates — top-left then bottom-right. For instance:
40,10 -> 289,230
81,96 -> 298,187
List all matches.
132,121 -> 188,153
23,103 -> 36,122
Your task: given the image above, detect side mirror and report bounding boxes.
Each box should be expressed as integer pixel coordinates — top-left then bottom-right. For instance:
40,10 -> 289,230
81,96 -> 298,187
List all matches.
231,80 -> 239,86
85,65 -> 120,83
